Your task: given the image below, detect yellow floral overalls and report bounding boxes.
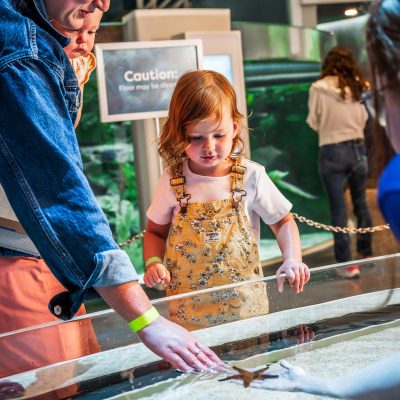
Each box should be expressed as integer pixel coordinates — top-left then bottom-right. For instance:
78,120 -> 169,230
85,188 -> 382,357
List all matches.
164,158 -> 269,330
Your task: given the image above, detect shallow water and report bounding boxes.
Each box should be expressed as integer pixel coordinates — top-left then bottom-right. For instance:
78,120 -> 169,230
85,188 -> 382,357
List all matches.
107,322 -> 400,400
76,304 -> 400,399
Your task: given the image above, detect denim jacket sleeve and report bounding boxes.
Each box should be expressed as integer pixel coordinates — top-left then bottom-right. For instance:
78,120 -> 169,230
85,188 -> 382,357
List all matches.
0,46 -> 138,319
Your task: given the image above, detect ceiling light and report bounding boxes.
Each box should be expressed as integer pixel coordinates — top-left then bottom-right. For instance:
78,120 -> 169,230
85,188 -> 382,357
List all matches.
344,8 -> 359,17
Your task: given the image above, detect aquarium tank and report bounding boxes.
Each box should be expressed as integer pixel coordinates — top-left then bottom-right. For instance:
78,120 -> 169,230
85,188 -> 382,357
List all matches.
76,56 -> 333,273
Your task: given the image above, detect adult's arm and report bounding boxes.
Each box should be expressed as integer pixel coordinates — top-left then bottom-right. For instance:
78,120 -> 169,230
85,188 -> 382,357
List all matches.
0,57 -> 136,316
0,55 -> 222,372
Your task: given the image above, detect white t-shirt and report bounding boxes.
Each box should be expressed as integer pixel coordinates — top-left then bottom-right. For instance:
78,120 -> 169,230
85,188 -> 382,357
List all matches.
146,159 -> 292,242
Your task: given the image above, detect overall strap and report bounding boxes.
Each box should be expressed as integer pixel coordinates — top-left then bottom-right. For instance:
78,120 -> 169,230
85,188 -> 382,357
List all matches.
170,163 -> 191,215
230,157 -> 247,208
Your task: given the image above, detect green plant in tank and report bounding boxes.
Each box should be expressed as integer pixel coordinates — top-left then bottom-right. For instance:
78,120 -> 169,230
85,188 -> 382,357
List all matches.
252,144 -> 318,200
247,80 -> 330,237
268,170 -> 317,200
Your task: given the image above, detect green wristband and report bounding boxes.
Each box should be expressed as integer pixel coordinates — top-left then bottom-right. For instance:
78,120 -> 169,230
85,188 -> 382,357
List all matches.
145,256 -> 163,268
128,306 -> 160,332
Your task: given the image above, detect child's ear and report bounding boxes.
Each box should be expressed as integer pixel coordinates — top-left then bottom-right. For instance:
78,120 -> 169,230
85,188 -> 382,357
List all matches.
233,120 -> 239,136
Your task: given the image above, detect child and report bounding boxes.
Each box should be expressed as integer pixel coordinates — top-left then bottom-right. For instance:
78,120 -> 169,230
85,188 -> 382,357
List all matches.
143,70 -> 310,329
52,8 -> 103,127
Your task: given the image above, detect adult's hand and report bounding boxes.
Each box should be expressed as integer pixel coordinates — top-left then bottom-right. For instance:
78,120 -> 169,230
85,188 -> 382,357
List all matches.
137,315 -> 223,373
96,282 -> 223,373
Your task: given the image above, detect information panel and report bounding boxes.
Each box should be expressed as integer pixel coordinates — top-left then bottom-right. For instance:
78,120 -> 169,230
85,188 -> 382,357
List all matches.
95,40 -> 203,122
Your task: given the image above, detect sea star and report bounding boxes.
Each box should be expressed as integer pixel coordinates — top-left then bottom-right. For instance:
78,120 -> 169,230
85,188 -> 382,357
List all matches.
219,365 -> 278,388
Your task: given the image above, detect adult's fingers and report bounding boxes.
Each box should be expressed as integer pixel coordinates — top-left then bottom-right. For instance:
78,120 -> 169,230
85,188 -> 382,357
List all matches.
195,343 -> 222,366
171,344 -> 216,372
137,316 -> 223,373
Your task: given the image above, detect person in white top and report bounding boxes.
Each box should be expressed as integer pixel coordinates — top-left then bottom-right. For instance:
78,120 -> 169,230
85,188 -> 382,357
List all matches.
143,70 -> 310,330
307,47 -> 373,279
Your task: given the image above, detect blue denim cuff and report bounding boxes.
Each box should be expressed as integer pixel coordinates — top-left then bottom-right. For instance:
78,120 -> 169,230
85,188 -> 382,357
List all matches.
92,249 -> 139,287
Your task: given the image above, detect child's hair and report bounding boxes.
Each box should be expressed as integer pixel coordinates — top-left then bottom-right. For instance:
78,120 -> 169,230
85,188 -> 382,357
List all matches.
320,46 -> 368,101
159,70 -> 245,167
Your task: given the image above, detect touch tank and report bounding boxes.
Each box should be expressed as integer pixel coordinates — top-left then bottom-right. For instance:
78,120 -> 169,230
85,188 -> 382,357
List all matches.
2,253 -> 400,399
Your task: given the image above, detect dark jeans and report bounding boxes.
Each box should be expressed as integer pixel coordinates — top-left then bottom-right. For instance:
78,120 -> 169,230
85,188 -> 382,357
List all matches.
318,140 -> 373,263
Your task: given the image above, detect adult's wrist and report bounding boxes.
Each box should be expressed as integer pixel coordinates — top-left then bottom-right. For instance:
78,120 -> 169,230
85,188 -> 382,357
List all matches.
128,306 -> 160,332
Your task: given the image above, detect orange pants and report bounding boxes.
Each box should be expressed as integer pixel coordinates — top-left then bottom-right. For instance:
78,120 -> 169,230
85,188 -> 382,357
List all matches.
0,257 -> 99,378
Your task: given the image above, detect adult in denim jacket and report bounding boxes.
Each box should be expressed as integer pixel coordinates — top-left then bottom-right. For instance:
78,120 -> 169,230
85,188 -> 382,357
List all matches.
0,0 -> 221,373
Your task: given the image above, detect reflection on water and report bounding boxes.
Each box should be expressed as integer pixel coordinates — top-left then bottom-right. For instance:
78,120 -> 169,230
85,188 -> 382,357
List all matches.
76,304 -> 400,399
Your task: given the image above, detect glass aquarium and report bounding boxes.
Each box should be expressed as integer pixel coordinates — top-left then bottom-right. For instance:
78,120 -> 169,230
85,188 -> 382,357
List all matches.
76,62 -> 333,271
76,70 -> 144,273
1,254 -> 400,399
244,60 -> 334,260
76,21 -> 337,271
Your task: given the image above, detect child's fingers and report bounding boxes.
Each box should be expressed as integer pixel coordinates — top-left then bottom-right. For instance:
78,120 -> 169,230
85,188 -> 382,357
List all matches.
276,273 -> 286,293
158,266 -> 167,281
144,266 -> 163,287
143,273 -> 154,288
304,266 -> 311,283
297,263 -> 310,292
164,269 -> 171,284
150,267 -> 162,284
292,268 -> 300,293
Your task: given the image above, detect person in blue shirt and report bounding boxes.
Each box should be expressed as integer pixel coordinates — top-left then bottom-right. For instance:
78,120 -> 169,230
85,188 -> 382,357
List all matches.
230,1 -> 400,398
0,0 -> 221,378
367,0 -> 400,240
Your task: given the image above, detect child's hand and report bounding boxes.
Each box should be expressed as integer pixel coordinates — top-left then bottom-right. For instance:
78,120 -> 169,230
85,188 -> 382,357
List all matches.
276,258 -> 310,294
144,263 -> 171,288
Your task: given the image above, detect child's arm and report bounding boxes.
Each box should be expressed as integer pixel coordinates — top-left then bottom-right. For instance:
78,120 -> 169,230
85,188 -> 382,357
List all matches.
269,213 -> 310,294
143,219 -> 171,288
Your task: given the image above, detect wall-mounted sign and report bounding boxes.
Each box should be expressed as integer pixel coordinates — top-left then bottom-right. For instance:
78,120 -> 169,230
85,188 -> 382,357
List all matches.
95,40 -> 203,122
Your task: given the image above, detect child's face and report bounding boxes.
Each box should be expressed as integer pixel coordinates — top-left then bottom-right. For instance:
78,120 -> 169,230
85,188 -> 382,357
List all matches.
53,9 -> 102,59
45,0 -> 108,30
185,103 -> 238,176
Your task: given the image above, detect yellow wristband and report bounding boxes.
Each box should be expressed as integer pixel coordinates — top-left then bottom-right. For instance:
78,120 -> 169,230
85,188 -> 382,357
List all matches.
128,306 -> 160,332
145,256 -> 163,268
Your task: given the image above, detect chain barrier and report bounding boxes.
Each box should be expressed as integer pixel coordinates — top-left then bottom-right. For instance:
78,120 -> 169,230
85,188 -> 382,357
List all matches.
291,212 -> 390,234
118,213 -> 390,248
118,230 -> 146,248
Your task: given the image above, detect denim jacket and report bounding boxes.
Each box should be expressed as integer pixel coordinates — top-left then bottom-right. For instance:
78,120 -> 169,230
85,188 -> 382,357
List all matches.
0,0 -> 138,319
